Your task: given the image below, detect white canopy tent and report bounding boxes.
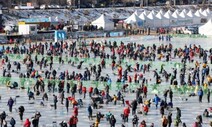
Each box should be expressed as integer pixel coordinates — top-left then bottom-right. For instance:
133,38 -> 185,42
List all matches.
187,10 -> 199,25
133,10 -> 139,16
182,9 -> 188,14
199,19 -> 212,36
142,10 -> 149,16
174,9 -> 180,14
147,12 -> 161,27
201,10 -> 209,17
195,10 -> 206,24
179,11 -> 192,26
158,9 -> 164,15
166,10 -> 173,15
91,14 -> 114,30
124,13 -> 144,28
206,8 -> 211,15
199,8 -> 204,14
156,12 -> 168,27
163,10 -> 172,27
195,10 -> 203,17
139,13 -> 149,27
151,10 -> 156,15
171,11 -> 181,26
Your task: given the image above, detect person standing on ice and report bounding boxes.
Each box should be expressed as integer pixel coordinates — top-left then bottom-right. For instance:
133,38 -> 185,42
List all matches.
198,88 -> 203,103
7,97 -> 14,112
53,94 -> 58,110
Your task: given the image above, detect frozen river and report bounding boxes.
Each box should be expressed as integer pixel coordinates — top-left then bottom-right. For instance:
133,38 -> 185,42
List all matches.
0,35 -> 212,127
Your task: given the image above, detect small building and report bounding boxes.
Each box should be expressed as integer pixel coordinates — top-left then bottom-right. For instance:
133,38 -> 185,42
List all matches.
19,18 -> 51,29
18,24 -> 37,35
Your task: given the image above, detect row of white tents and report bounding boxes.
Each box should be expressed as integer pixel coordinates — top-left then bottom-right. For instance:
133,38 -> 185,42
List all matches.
124,8 -> 211,28
91,8 -> 211,30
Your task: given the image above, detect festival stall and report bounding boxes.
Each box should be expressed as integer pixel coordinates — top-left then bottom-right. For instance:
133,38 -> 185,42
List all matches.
91,14 -> 114,30
199,19 -> 212,36
124,13 -> 144,28
179,11 -> 192,26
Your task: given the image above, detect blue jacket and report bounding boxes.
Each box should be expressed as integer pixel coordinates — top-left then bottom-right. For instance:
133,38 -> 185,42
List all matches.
198,90 -> 203,96
154,96 -> 160,104
7,98 -> 14,107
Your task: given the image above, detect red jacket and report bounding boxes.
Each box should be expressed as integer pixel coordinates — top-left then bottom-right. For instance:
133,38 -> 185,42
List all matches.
143,86 -> 147,93
123,107 -> 130,117
73,107 -> 78,116
69,116 -> 78,125
82,87 -> 86,93
24,119 -> 31,127
88,87 -> 93,93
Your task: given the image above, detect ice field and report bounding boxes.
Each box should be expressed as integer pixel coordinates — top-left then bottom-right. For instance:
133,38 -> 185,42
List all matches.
0,35 -> 212,127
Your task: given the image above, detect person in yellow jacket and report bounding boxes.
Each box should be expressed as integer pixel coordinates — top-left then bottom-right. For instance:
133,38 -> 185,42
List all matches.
94,119 -> 99,127
113,95 -> 118,105
6,81 -> 11,87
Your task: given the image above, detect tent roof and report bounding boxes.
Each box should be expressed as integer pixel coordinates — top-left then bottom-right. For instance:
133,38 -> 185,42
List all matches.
133,10 -> 139,16
142,10 -> 149,16
167,10 -> 172,15
201,10 -> 208,17
187,10 -> 196,18
182,9 -> 188,14
124,13 -> 143,24
147,12 -> 157,20
172,11 -> 180,19
159,9 -> 164,15
199,19 -> 212,35
151,10 -> 156,15
164,11 -> 172,19
206,8 -> 211,14
195,10 -> 203,17
156,12 -> 163,19
92,14 -> 113,24
139,13 -> 148,20
174,9 -> 180,14
179,11 -> 188,18
199,8 -> 203,13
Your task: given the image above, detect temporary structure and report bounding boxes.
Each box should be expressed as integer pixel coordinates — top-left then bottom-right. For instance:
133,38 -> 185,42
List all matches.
170,11 -> 180,26
156,12 -> 167,27
182,9 -> 188,14
147,12 -> 160,27
151,10 -> 156,15
187,10 -> 199,25
194,10 -> 205,24
179,11 -> 192,26
142,10 -> 149,16
174,9 -> 180,14
158,9 -> 164,15
163,10 -> 172,27
201,10 -> 209,17
124,13 -> 143,28
199,19 -> 212,36
139,13 -> 149,27
133,10 -> 139,16
91,14 -> 114,30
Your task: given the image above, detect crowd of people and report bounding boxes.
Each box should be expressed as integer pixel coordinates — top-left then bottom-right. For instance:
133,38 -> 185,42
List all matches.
0,35 -> 211,127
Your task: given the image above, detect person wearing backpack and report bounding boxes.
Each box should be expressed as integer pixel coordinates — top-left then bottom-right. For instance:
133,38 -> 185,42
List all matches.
19,106 -> 25,121
162,115 -> 168,127
10,117 -> 16,127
